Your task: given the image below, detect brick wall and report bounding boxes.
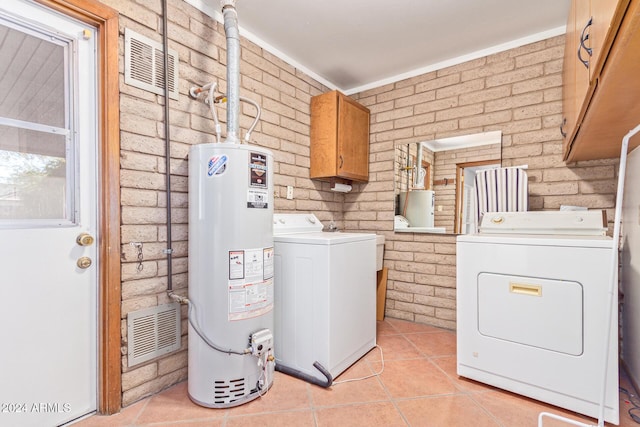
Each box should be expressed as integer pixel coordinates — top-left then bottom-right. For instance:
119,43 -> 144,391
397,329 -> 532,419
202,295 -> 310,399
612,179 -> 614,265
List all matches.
350,35 -> 618,329
104,0 -> 618,407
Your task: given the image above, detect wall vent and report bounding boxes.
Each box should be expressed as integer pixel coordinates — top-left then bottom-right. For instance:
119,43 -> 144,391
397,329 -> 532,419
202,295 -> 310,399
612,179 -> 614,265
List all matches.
128,302 -> 181,367
124,28 -> 179,100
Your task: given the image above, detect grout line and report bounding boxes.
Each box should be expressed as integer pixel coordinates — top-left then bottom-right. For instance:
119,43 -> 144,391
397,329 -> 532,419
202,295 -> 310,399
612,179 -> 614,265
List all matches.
130,395 -> 151,426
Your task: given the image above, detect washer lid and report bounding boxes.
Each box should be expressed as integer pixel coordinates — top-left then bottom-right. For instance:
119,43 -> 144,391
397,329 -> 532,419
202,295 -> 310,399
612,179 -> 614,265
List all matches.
274,231 -> 376,245
273,213 -> 323,234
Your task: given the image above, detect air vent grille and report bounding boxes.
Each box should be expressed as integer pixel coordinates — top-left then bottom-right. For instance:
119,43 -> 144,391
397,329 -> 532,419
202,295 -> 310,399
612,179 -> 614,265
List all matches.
213,378 -> 250,404
124,28 -> 178,100
128,302 -> 181,367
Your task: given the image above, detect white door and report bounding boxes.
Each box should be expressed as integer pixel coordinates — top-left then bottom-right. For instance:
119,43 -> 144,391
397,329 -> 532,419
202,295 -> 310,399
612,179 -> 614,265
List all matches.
0,1 -> 98,426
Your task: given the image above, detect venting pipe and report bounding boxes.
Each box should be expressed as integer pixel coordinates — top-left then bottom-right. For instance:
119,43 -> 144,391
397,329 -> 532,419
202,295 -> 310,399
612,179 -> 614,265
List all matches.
221,0 -> 240,143
414,142 -> 423,188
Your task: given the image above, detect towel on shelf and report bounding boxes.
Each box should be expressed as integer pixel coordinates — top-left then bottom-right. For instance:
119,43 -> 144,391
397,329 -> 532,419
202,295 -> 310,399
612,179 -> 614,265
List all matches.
474,167 -> 528,226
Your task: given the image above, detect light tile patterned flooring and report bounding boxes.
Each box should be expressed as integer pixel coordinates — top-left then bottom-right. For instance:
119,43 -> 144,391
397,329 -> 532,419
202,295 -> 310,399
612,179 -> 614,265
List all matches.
76,318 -> 640,427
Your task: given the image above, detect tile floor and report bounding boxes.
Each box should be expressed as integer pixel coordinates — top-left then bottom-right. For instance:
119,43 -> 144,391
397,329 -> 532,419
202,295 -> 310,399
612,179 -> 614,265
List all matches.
76,318 -> 640,427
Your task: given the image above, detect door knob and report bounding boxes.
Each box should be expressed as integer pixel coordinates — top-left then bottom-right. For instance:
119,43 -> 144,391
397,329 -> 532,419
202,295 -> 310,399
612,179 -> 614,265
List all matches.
77,257 -> 92,269
76,233 -> 95,246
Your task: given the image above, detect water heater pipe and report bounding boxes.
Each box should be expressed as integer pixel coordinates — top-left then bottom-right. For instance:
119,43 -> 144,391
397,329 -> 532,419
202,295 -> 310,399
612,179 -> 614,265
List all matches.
222,0 -> 240,143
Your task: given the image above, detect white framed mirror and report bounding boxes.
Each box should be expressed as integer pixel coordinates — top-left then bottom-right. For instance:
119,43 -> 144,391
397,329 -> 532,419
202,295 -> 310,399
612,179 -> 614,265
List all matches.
394,131 -> 502,234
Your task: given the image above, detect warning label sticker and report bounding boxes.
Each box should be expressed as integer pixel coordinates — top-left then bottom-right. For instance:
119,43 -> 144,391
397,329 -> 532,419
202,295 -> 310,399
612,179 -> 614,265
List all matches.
228,246 -> 274,320
228,278 -> 274,321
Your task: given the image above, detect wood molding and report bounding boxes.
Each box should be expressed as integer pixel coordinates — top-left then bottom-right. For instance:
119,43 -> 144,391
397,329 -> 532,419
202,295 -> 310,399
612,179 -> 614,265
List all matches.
453,159 -> 500,234
34,0 -> 121,415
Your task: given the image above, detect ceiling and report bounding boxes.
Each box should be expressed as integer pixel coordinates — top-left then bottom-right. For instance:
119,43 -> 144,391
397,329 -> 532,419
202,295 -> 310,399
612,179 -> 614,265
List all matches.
189,0 -> 571,94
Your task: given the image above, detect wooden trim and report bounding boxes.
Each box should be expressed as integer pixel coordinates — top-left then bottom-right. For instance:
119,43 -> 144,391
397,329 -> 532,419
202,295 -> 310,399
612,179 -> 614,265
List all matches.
34,0 -> 121,415
433,178 -> 455,187
453,160 -> 500,234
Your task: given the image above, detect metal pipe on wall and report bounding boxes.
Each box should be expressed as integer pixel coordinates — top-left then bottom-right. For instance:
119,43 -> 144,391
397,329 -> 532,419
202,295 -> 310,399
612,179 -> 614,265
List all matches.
161,0 -> 174,292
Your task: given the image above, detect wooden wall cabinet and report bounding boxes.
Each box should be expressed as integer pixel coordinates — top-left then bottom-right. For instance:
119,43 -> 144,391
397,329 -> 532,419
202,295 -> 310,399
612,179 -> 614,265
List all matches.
562,0 -> 640,161
310,90 -> 370,182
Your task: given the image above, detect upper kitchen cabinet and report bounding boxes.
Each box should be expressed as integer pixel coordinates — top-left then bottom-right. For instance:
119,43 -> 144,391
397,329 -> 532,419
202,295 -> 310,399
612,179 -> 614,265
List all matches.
562,0 -> 640,161
310,90 -> 370,182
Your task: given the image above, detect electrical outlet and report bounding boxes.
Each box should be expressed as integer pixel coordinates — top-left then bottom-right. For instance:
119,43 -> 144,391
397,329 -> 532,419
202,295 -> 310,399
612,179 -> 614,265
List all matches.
286,185 -> 294,200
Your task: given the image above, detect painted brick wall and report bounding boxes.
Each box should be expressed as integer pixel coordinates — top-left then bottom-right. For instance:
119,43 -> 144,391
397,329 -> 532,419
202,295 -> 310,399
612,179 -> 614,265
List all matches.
349,35 -> 618,329
103,0 -> 618,407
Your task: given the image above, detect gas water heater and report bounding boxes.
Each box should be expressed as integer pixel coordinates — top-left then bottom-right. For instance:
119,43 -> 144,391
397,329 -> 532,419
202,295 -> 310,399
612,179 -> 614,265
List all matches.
188,143 -> 275,408
186,0 -> 275,408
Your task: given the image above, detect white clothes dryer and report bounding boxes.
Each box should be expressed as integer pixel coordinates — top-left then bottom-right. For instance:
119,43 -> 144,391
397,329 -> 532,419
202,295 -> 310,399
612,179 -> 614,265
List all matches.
457,211 -> 619,424
273,214 -> 377,384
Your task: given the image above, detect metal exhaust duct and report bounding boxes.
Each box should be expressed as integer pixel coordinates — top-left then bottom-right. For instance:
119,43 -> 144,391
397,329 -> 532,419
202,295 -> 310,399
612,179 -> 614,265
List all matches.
221,0 -> 240,143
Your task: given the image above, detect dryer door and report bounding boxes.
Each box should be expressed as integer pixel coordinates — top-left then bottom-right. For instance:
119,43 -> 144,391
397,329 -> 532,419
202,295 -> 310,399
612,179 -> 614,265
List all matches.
477,273 -> 583,356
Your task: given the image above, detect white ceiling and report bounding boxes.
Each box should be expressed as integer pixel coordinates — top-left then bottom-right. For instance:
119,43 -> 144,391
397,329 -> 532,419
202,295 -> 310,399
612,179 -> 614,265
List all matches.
188,0 -> 571,94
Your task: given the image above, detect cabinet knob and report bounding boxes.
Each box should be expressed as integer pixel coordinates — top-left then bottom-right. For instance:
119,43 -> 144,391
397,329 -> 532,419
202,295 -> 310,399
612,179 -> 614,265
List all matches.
560,117 -> 567,138
339,155 -> 344,169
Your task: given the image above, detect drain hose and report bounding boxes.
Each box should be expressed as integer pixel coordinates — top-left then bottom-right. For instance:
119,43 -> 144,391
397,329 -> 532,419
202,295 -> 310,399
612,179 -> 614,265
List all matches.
275,361 -> 333,388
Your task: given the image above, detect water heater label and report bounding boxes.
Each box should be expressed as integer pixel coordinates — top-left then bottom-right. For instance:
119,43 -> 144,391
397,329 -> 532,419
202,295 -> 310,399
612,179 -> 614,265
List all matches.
229,250 -> 244,280
228,278 -> 274,321
228,246 -> 274,320
207,154 -> 228,176
247,189 -> 268,209
249,152 -> 267,188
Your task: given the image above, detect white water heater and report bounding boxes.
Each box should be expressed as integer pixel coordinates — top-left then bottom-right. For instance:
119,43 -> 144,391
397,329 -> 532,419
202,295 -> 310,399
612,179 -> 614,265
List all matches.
399,190 -> 435,227
188,142 -> 275,407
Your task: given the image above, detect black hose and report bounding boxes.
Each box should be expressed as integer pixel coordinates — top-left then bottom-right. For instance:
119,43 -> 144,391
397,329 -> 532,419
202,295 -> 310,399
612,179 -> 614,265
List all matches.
275,361 -> 333,388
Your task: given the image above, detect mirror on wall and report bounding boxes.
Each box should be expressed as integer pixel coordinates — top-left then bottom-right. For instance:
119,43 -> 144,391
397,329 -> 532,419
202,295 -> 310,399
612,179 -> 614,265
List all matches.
394,131 -> 502,234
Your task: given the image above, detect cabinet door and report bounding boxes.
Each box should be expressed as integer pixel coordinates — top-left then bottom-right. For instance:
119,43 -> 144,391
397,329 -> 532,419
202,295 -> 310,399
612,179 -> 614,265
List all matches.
567,0 -> 640,161
575,0 -> 592,103
310,92 -> 339,180
337,95 -> 369,181
562,1 -> 581,145
589,0 -> 628,81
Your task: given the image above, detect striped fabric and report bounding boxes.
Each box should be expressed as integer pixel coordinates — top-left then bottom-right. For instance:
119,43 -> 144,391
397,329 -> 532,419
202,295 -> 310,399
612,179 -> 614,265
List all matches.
474,167 -> 528,227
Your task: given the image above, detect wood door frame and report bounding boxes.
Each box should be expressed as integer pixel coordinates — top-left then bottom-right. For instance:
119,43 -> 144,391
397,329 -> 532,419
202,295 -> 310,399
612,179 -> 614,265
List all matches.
34,0 -> 121,414
454,160 -> 500,234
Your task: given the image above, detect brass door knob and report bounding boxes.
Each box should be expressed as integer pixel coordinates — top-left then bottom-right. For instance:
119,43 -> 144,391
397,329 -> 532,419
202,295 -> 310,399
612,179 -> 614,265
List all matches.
76,233 -> 95,246
77,257 -> 92,269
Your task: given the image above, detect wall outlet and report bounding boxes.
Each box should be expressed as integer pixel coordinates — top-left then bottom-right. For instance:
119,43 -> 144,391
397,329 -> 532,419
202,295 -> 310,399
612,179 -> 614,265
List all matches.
286,185 -> 294,200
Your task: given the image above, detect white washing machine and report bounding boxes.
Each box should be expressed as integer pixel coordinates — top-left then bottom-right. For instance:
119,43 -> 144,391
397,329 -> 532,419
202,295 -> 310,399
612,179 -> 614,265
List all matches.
273,214 -> 377,384
457,211 -> 619,424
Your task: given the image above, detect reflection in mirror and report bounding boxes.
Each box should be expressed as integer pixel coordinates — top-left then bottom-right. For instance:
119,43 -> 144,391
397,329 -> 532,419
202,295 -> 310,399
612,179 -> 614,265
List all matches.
394,131 -> 502,234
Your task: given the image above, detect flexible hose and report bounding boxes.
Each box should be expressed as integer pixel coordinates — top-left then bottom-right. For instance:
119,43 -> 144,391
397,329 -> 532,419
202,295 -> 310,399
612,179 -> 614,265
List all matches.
186,299 -> 250,356
205,82 -> 221,143
238,95 -> 261,143
275,361 -> 333,388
